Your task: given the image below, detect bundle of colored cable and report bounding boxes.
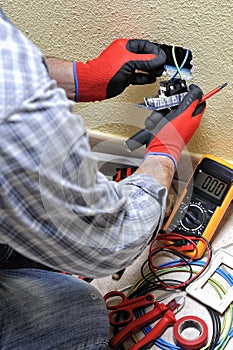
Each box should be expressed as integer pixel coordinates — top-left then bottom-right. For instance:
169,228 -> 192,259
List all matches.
170,46 -> 190,80
147,232 -> 212,289
126,260 -> 233,350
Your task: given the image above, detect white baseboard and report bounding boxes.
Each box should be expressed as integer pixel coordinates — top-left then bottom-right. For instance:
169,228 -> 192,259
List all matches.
88,129 -> 201,181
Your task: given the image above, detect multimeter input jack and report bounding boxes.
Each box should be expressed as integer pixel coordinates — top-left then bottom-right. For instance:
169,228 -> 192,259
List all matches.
163,154 -> 233,258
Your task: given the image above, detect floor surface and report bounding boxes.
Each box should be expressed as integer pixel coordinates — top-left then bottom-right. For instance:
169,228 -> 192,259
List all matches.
92,197 -> 233,349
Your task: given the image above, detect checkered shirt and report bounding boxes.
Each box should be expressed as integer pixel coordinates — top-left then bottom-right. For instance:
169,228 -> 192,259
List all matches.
0,8 -> 167,277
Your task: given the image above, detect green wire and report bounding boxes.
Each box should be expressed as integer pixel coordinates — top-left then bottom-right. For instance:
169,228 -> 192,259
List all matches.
155,267 -> 233,350
127,265 -> 233,350
172,46 -> 183,79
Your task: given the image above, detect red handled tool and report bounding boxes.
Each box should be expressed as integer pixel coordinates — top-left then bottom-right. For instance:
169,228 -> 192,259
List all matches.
104,291 -> 155,327
108,295 -> 185,349
200,82 -> 227,103
124,82 -> 227,152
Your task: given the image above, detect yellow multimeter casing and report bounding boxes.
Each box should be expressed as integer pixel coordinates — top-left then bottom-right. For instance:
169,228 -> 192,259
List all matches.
163,154 -> 233,258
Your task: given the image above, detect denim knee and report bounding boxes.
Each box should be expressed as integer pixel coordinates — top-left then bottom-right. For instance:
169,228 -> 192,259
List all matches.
0,269 -> 109,349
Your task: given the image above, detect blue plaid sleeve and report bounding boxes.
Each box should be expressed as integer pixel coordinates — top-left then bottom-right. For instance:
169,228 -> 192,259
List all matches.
0,8 -> 167,278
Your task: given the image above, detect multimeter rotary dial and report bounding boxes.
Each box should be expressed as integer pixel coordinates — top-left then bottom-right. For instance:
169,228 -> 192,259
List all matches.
164,155 -> 233,258
181,202 -> 208,232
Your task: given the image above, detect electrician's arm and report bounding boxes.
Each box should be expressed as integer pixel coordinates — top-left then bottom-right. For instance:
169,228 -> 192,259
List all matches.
135,155 -> 174,190
46,39 -> 166,102
46,58 -> 75,101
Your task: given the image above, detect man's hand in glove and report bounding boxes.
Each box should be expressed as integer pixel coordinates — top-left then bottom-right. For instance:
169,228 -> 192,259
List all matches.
145,84 -> 206,171
73,39 -> 167,102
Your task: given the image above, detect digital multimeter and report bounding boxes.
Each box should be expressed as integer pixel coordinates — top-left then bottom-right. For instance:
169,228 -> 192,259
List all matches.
163,154 -> 233,258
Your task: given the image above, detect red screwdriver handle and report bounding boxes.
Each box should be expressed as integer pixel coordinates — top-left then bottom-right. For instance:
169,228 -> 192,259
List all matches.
129,309 -> 176,350
109,302 -> 167,348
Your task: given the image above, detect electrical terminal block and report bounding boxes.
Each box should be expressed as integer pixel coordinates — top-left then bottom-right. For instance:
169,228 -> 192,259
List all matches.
159,79 -> 188,97
138,78 -> 188,111
141,92 -> 187,111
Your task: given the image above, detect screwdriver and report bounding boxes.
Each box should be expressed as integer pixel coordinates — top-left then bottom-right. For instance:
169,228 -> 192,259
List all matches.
200,82 -> 227,103
125,82 -> 228,152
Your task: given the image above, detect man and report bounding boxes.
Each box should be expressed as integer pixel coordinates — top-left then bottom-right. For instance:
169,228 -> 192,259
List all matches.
0,7 -> 205,349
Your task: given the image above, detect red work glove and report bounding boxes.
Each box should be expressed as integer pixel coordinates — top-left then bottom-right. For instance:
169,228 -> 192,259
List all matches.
145,84 -> 206,170
73,39 -> 166,102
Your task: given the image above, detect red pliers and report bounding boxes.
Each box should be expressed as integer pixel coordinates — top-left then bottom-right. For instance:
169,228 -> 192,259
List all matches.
104,291 -> 156,327
105,293 -> 185,350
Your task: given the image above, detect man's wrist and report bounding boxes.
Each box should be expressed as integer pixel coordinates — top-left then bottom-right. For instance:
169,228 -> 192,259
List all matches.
135,155 -> 174,189
145,152 -> 177,171
46,57 -> 75,101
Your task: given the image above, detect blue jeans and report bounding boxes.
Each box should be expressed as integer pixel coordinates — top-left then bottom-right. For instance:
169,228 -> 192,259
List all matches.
0,248 -> 109,349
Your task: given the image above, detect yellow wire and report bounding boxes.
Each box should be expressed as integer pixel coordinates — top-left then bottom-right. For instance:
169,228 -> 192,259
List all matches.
126,266 -> 233,350
172,46 -> 183,79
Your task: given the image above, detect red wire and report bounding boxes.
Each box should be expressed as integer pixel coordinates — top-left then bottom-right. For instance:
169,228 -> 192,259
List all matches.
149,233 -> 198,271
148,233 -> 212,289
156,232 -> 199,261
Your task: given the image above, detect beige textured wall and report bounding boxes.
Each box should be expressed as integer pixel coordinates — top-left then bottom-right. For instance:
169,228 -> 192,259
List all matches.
1,0 -> 232,160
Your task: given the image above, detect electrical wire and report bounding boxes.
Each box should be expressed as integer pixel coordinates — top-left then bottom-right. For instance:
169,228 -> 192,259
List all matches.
147,232 -> 212,289
171,50 -> 189,80
126,261 -> 233,350
207,307 -> 221,350
111,233 -> 231,349
171,46 -> 189,80
157,261 -> 233,349
142,247 -> 193,291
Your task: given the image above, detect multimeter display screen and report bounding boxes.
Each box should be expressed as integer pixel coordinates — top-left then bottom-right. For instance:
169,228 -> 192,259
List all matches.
195,171 -> 228,200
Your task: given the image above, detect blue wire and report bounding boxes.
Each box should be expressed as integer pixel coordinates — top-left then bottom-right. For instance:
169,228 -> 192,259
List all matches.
158,259 -> 233,286
135,259 -> 233,350
171,49 -> 190,80
229,328 -> 233,338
